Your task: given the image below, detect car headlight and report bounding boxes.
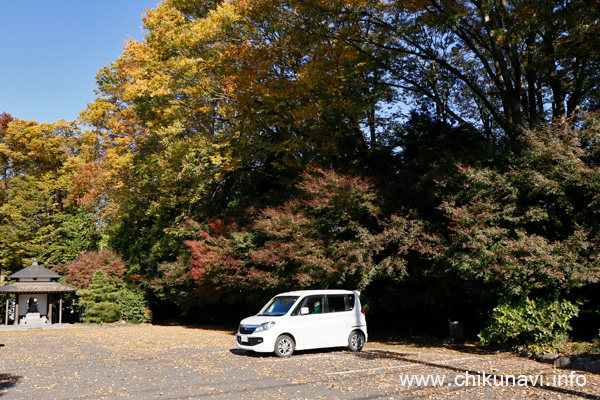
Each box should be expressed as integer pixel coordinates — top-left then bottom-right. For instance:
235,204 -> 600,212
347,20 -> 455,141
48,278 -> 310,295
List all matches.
254,321 -> 275,332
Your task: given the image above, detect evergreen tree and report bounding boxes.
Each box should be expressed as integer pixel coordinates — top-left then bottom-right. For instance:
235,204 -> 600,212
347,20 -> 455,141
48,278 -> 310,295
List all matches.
77,270 -> 120,323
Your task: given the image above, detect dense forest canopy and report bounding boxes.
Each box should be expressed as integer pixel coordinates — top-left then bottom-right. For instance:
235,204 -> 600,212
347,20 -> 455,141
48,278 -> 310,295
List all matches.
2,0 -> 600,337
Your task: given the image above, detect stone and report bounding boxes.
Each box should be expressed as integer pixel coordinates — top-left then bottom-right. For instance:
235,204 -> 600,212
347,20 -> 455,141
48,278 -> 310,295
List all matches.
571,358 -> 591,371
21,312 -> 47,326
531,351 -> 544,361
538,353 -> 559,364
553,356 -> 572,368
584,361 -> 600,374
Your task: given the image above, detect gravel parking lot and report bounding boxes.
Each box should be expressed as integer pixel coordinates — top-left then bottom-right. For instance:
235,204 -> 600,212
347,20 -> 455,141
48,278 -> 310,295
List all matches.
1,324 -> 599,399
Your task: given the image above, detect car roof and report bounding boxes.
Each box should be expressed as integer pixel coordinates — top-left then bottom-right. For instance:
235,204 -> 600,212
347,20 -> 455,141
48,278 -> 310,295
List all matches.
275,289 -> 358,297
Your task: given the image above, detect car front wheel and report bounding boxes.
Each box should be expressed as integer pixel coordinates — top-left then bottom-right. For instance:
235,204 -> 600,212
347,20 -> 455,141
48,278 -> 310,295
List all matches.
274,334 -> 295,357
348,330 -> 365,352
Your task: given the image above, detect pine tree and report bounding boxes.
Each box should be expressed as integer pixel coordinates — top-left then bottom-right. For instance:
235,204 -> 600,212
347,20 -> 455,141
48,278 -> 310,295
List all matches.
77,270 -> 120,323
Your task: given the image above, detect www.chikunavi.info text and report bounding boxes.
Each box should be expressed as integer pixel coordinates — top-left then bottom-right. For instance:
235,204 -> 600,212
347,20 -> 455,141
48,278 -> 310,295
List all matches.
399,371 -> 587,388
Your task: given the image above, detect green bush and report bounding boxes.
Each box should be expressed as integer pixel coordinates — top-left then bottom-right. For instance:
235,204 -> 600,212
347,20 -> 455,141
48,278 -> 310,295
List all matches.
117,287 -> 150,324
78,270 -> 151,324
479,297 -> 579,350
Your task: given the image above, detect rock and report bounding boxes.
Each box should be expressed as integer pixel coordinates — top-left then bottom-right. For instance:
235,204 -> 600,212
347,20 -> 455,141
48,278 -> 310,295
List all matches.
518,349 -> 529,357
538,353 -> 559,364
553,356 -> 572,368
585,361 -> 600,374
571,357 -> 591,371
531,351 -> 544,360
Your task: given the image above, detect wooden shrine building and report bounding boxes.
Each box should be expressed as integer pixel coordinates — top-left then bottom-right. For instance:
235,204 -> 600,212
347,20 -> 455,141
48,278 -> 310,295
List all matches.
0,260 -> 78,326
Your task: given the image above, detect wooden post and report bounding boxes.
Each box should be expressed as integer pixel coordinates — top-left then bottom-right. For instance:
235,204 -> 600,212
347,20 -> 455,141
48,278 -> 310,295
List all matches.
59,297 -> 63,324
14,301 -> 19,326
47,294 -> 53,325
4,298 -> 8,325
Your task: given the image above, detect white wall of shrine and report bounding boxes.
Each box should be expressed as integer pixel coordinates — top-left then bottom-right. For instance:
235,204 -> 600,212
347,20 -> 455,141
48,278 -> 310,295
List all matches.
17,294 -> 48,316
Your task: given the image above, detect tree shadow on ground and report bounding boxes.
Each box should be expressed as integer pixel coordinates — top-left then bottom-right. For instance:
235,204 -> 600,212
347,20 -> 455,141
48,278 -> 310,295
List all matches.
0,373 -> 21,395
371,335 -> 505,356
357,350 -> 599,399
153,320 -> 238,334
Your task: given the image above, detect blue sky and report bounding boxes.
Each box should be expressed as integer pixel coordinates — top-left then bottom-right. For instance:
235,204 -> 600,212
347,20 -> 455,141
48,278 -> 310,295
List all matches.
0,0 -> 161,123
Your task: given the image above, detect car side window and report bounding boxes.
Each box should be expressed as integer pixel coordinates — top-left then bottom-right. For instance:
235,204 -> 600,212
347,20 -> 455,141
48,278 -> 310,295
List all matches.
292,295 -> 324,315
327,295 -> 347,313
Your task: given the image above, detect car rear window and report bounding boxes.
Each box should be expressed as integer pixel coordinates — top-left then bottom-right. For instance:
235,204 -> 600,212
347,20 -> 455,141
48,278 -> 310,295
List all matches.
327,295 -> 347,312
347,294 -> 355,311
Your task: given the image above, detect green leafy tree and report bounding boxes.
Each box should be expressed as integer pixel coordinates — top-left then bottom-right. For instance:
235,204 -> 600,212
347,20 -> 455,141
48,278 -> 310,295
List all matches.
150,252 -> 200,313
77,2 -> 233,274
0,112 -> 15,192
77,270 -> 120,323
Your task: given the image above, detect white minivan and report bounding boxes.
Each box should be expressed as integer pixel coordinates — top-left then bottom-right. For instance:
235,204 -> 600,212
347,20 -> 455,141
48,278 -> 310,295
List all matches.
236,289 -> 367,357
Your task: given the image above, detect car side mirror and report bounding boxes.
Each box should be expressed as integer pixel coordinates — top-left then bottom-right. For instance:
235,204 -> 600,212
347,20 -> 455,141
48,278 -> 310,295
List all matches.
300,307 -> 309,315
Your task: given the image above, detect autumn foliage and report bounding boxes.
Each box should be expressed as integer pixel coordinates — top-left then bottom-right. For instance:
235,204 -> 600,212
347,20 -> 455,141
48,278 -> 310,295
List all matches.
166,168 -> 424,303
55,250 -> 127,289
3,0 -> 600,341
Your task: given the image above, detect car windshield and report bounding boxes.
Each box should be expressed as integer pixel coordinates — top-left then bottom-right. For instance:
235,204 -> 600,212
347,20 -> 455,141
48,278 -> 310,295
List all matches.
258,296 -> 299,316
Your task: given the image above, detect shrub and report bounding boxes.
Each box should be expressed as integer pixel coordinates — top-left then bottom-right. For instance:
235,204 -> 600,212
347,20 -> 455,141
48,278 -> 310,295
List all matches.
479,297 -> 579,350
117,287 -> 150,324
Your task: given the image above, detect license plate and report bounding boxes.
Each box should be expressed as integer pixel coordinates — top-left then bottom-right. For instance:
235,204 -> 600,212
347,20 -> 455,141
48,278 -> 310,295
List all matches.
241,335 -> 248,343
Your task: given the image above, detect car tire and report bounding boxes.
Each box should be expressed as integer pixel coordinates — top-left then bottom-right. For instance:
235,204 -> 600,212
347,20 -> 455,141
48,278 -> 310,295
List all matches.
274,334 -> 295,357
348,330 -> 365,352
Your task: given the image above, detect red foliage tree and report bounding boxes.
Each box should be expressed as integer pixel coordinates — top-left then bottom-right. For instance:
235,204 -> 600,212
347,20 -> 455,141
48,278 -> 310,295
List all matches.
55,250 -> 127,289
177,168 -> 422,302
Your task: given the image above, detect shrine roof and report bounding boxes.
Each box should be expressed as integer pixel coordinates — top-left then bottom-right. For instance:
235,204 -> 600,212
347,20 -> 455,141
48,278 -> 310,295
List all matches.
0,281 -> 78,294
7,260 -> 62,281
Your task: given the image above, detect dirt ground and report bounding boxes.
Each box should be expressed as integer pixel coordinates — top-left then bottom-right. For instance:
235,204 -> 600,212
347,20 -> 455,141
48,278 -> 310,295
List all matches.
1,324 -> 599,399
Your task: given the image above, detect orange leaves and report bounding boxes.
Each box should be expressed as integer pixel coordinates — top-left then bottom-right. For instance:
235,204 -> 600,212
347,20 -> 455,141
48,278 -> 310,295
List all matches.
67,160 -> 107,209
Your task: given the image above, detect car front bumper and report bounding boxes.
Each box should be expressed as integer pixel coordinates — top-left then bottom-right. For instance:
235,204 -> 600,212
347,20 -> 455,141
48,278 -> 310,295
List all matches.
236,331 -> 278,353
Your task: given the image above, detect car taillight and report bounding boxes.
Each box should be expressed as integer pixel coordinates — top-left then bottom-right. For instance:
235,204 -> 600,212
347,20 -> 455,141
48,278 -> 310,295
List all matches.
361,307 -> 365,314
